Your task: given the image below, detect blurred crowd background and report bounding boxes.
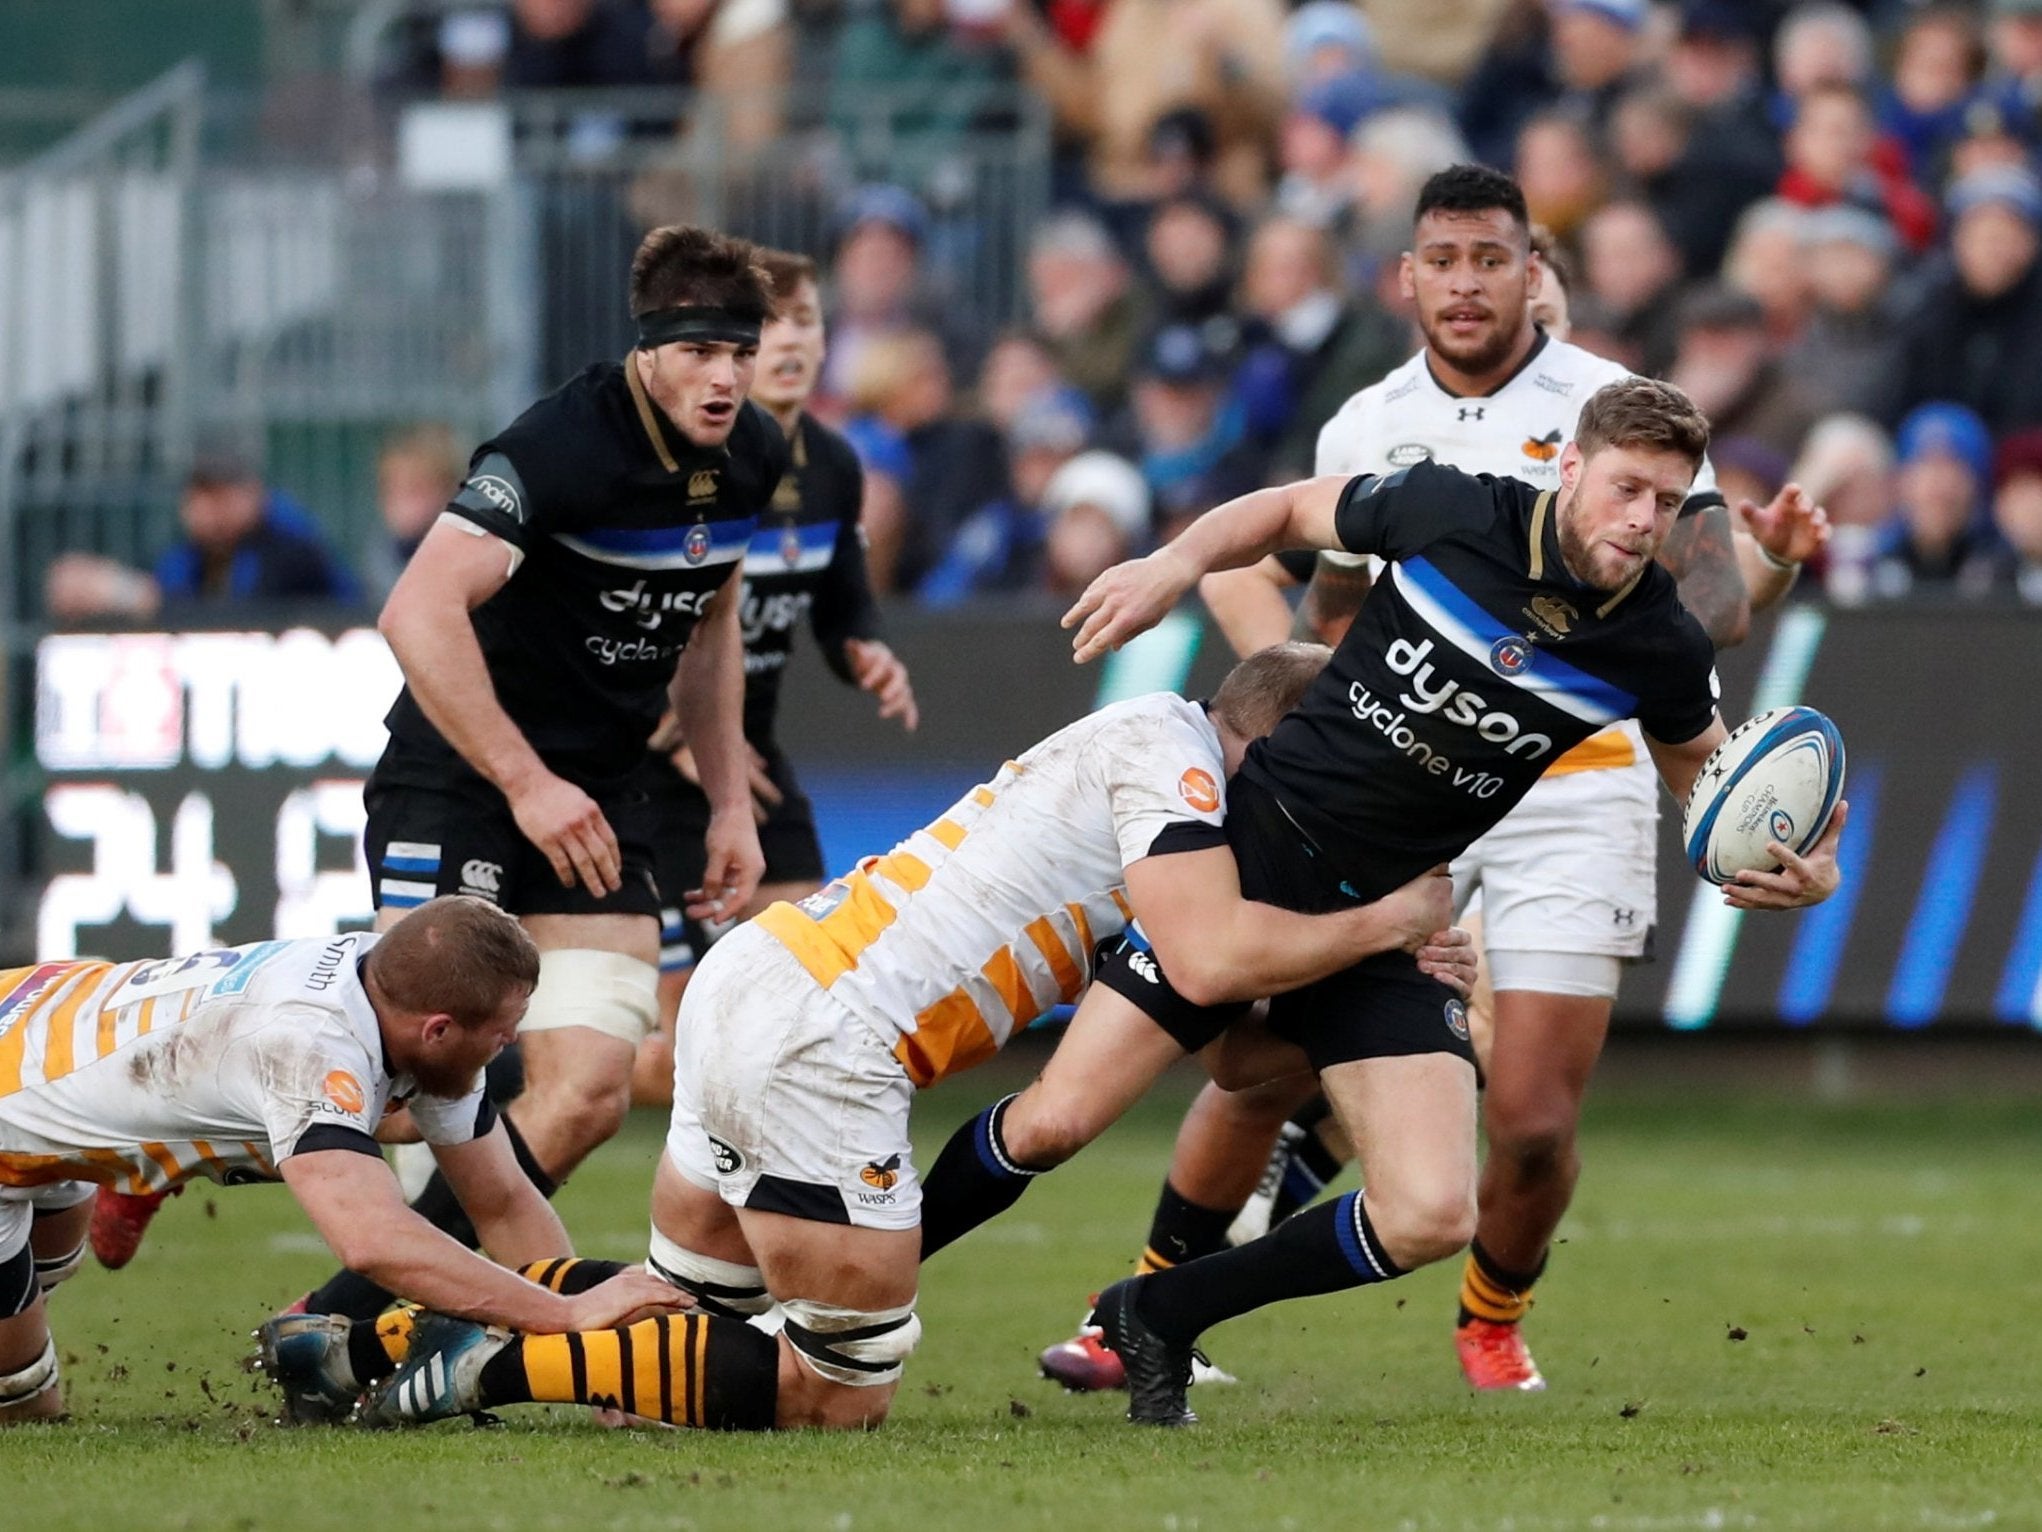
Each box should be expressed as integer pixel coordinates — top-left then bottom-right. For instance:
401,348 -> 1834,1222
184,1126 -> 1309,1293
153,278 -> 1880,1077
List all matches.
25,0 -> 2042,623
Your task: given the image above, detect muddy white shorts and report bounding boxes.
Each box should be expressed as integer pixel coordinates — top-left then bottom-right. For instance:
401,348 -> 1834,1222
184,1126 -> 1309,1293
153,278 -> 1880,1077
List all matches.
666,923 -> 921,1233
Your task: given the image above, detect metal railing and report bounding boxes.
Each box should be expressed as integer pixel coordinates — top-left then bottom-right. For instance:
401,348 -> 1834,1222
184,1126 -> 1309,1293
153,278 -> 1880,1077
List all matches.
0,69 -> 1051,604
0,60 -> 208,637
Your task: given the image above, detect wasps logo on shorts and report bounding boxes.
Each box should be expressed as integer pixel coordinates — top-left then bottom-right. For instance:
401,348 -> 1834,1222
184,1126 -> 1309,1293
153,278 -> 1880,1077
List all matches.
859,1154 -> 902,1191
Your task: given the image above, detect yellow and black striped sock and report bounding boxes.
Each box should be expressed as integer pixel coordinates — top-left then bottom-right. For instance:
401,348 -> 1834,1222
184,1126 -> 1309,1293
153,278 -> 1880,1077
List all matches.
1458,1239 -> 1546,1326
477,1312 -> 780,1430
516,1257 -> 628,1296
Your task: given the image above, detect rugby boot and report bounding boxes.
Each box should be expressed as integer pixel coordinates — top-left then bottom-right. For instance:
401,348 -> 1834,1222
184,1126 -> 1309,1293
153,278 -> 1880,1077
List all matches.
1455,1317 -> 1547,1392
89,1185 -> 180,1270
1038,1305 -> 1123,1392
252,1312 -> 364,1425
1090,1279 -> 1196,1426
1039,1301 -> 1235,1392
365,1313 -> 510,1426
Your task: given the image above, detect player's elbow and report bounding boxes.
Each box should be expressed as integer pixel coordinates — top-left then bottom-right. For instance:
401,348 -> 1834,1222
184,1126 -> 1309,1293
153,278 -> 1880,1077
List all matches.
1150,942 -> 1234,1009
327,1226 -> 393,1279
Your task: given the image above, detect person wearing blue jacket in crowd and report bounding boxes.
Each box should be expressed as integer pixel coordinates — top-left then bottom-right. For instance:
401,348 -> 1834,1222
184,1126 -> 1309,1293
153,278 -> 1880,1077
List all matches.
44,446 -> 360,624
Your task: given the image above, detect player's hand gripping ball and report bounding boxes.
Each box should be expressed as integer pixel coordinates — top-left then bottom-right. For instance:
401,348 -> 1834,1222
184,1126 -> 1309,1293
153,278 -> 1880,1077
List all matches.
1682,706 -> 1846,886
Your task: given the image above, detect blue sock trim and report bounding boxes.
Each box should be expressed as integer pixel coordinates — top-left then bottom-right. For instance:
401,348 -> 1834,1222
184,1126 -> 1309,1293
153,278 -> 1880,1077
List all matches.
971,1095 -> 1038,1181
1329,1192 -> 1401,1282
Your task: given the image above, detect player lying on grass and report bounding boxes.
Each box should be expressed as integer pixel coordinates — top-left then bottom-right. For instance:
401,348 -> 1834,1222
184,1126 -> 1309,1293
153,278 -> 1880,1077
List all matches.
257,644 -> 1476,1431
0,897 -> 680,1422
1047,376 -> 1843,1425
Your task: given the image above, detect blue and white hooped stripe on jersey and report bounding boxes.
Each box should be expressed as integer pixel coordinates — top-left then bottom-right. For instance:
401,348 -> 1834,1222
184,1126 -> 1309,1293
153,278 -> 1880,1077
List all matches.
553,516 -> 757,571
742,519 -> 839,576
379,840 -> 440,908
1390,557 -> 1638,727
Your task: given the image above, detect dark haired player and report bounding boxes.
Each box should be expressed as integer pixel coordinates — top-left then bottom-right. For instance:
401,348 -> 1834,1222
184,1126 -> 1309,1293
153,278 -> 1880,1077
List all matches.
1058,376 -> 1843,1425
633,250 -> 917,1104
1045,166 -> 1831,1397
247,225 -> 788,1326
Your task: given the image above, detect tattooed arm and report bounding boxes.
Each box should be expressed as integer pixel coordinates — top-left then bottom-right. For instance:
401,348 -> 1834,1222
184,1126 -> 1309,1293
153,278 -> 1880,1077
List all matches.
1295,554 -> 1376,647
1656,503 -> 1750,649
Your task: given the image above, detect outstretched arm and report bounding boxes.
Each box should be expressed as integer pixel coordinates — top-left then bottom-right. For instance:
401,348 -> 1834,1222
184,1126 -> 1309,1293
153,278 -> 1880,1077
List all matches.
1734,482 -> 1832,613
1065,475 -> 1354,662
282,1150 -> 684,1334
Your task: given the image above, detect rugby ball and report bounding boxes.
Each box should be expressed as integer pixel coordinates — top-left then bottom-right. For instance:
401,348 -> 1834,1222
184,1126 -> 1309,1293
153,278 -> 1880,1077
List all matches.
1682,706 -> 1846,886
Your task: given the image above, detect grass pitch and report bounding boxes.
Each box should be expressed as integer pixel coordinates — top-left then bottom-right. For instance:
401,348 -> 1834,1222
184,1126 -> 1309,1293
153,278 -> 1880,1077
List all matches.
5,1055 -> 2038,1532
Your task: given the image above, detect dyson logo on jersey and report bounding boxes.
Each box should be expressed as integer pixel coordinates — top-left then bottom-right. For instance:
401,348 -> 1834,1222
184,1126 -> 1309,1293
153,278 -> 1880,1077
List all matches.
1382,638 -> 1555,758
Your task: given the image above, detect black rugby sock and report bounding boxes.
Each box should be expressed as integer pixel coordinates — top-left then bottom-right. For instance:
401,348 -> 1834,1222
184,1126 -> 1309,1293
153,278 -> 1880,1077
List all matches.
918,1095 -> 1044,1259
1136,1191 -> 1405,1343
1135,1180 -> 1236,1275
306,1117 -> 560,1321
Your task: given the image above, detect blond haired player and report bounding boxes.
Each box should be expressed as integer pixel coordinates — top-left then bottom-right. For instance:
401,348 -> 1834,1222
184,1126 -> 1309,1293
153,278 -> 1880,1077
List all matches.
351,647 -> 1474,1433
0,897 -> 680,1422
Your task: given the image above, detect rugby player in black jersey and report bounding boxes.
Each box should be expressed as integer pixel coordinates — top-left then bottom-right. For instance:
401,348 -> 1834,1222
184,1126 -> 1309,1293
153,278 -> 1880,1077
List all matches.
1051,376 -> 1844,1425
286,226 -> 789,1325
631,249 -> 918,1107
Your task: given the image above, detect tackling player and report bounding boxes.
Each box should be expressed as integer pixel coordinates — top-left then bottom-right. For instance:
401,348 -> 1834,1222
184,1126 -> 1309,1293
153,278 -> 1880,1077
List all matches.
1056,376 -> 1842,1425
325,646 -> 1476,1433
1043,167 -> 1832,1397
633,247 -> 917,1107
0,898 -> 680,1422
273,225 -> 785,1326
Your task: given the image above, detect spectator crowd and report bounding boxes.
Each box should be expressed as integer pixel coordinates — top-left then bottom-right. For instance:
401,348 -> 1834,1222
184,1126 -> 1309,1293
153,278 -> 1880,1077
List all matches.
54,0 -> 2042,621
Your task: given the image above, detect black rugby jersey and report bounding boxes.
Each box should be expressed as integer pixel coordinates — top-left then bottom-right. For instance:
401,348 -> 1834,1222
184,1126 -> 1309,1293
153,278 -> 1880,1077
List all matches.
383,360 -> 788,775
735,413 -> 882,746
1237,460 -> 1717,897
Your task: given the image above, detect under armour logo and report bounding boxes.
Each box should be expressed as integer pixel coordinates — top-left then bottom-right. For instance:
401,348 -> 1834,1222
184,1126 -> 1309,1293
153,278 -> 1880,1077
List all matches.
1613,909 -> 1637,927
1458,406 -> 1485,421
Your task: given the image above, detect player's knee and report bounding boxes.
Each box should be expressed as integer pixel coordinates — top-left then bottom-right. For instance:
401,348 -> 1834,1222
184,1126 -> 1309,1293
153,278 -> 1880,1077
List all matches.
1486,1109 -> 1579,1179
780,1295 -> 921,1398
999,1098 -> 1091,1168
1371,1185 -> 1477,1269
0,1337 -> 61,1421
538,1080 -> 632,1156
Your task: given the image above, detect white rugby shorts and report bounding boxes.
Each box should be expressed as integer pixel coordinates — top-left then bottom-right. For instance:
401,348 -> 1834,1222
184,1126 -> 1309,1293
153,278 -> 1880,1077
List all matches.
666,923 -> 921,1233
1451,762 -> 1659,984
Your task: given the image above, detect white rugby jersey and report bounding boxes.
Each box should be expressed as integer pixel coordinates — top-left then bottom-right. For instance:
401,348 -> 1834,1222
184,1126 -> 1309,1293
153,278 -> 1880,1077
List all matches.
1313,333 -> 1721,783
753,693 -> 1229,1086
0,934 -> 487,1195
